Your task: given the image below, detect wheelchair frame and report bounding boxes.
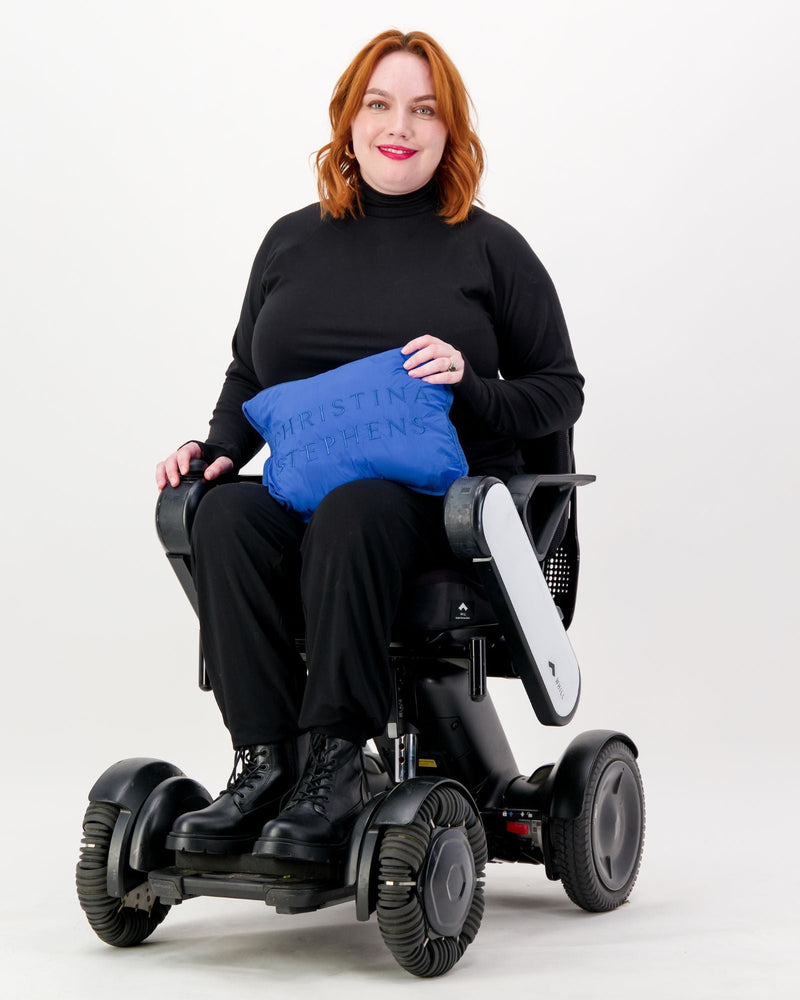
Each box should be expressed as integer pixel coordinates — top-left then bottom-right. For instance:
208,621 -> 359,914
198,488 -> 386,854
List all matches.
77,437 -> 645,978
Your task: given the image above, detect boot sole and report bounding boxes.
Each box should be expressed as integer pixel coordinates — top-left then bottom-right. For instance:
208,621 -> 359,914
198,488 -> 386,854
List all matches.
251,835 -> 350,864
165,832 -> 261,854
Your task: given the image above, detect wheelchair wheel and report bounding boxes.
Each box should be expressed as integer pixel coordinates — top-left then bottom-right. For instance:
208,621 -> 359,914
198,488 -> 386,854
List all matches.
76,801 -> 170,947
376,784 -> 487,977
551,740 -> 644,912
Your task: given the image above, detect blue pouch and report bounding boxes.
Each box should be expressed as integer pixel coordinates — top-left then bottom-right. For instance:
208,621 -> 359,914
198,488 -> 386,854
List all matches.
242,348 -> 468,520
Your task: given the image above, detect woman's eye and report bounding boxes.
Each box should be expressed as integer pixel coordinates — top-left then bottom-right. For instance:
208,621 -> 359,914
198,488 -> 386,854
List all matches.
414,106 -> 435,116
368,101 -> 387,110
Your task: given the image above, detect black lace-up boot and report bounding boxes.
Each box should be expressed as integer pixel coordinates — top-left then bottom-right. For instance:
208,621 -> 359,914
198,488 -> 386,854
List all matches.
253,734 -> 368,863
166,742 -> 299,853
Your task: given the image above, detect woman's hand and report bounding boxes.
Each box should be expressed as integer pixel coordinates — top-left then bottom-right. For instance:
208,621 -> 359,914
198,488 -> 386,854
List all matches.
155,441 -> 234,490
401,335 -> 464,385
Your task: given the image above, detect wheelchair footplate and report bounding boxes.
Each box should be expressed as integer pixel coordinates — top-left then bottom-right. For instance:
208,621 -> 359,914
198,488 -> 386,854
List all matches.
147,852 -> 354,914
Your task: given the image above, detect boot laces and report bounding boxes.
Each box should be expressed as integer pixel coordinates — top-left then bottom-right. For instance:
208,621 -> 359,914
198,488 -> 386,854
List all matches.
223,746 -> 267,800
292,736 -> 337,815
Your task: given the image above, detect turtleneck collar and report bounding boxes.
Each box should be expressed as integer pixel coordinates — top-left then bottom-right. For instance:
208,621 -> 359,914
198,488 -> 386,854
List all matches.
360,179 -> 439,218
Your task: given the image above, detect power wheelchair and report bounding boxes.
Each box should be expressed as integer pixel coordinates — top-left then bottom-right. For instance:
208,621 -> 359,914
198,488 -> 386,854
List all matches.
76,430 -> 645,978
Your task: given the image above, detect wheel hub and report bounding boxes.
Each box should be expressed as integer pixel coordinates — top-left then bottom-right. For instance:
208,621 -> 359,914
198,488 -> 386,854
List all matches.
418,827 -> 476,937
591,760 -> 642,891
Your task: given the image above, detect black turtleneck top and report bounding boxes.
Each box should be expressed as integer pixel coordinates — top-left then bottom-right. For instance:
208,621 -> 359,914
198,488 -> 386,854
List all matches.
201,182 -> 584,478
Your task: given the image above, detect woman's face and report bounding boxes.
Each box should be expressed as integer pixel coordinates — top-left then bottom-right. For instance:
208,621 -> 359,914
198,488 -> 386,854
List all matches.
350,51 -> 448,196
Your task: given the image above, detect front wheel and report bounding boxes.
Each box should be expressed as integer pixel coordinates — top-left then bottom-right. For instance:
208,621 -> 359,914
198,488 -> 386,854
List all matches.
376,783 -> 487,977
76,801 -> 170,946
550,739 -> 645,912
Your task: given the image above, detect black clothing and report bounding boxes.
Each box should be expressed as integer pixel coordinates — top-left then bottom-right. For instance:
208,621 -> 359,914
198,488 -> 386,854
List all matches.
191,184 -> 583,747
200,182 -> 584,480
192,479 -> 450,746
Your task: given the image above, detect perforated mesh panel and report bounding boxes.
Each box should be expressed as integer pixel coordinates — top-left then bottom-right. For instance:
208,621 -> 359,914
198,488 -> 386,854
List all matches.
544,546 -> 571,598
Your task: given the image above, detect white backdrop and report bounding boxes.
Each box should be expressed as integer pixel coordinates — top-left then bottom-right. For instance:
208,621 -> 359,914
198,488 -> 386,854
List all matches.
1,1 -> 798,996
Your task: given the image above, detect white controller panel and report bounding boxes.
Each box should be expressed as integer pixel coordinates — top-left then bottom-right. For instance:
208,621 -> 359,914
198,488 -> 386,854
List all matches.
481,482 -> 580,719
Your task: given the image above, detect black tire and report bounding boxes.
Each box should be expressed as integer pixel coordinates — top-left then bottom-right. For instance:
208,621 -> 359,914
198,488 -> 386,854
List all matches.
376,784 -> 487,978
76,801 -> 170,947
551,740 -> 645,912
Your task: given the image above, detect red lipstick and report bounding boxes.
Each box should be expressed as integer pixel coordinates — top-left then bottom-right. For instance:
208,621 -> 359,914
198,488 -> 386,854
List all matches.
378,145 -> 418,160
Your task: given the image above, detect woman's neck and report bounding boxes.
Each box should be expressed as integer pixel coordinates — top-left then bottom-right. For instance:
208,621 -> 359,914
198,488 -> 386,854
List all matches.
359,179 -> 438,218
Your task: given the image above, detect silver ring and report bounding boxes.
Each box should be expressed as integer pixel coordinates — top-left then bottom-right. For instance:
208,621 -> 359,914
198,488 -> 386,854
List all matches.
447,358 -> 457,373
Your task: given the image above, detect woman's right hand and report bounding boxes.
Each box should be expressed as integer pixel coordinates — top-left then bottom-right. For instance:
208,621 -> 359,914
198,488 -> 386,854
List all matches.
156,441 -> 234,490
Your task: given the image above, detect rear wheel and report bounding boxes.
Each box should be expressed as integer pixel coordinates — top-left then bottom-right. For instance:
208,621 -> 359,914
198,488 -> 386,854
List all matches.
376,784 -> 487,977
76,802 -> 170,946
551,740 -> 644,912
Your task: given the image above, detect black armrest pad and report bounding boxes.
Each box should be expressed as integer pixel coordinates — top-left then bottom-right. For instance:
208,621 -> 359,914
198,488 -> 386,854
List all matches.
155,460 -> 260,556
155,473 -> 215,556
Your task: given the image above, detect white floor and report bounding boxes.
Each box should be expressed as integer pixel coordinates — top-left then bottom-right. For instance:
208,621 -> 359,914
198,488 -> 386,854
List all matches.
3,760 -> 797,1000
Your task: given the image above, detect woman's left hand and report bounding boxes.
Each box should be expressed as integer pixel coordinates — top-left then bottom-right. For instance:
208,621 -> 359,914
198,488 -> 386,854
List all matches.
401,334 -> 464,385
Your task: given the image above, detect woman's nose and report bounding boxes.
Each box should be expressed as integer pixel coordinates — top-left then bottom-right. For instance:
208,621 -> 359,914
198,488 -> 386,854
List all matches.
387,110 -> 411,137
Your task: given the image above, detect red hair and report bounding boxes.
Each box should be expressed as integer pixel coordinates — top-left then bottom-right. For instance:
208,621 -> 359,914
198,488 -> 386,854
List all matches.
315,30 -> 485,225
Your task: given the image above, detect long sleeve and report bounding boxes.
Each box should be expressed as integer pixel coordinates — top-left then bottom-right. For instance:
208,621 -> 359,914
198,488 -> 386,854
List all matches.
452,217 -> 584,441
194,193 -> 583,480
201,236 -> 273,470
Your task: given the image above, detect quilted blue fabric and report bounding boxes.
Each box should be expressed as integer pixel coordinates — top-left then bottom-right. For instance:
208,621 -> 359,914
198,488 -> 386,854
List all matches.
242,348 -> 468,520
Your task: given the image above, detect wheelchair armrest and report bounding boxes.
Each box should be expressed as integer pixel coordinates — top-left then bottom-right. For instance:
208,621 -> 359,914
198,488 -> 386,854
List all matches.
443,475 -> 593,726
154,459 -> 217,615
155,461 -> 259,619
155,459 -> 216,557
155,461 -> 260,555
443,474 -> 594,563
507,473 -> 595,563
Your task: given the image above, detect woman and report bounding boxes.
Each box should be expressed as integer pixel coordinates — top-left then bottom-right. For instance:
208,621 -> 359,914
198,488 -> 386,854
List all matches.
156,30 -> 584,863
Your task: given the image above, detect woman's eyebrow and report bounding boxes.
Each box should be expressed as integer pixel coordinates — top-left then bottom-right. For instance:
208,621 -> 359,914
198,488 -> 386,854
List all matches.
364,88 -> 437,102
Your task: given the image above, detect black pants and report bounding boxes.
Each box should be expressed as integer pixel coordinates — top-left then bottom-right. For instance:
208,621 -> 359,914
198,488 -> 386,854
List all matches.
191,479 -> 450,747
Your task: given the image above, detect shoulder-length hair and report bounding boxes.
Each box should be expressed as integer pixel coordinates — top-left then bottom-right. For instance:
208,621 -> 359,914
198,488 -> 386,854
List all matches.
315,30 -> 485,225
